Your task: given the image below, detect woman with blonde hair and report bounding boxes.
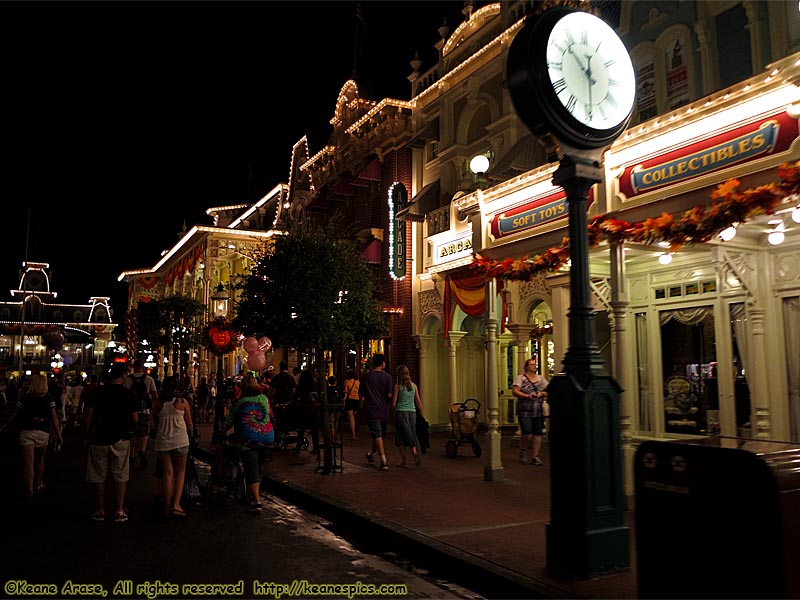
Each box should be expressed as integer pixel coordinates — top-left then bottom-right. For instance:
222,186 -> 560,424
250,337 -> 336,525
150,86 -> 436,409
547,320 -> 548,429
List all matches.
12,374 -> 62,499
391,365 -> 424,468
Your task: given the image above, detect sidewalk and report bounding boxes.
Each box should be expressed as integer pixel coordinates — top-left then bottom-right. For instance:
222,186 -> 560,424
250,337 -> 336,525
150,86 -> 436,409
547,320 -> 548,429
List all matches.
193,420 -> 638,599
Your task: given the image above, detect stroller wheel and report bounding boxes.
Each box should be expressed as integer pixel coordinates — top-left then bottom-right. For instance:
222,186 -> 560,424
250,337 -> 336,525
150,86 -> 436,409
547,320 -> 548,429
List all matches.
445,441 -> 458,459
301,436 -> 310,450
472,440 -> 482,458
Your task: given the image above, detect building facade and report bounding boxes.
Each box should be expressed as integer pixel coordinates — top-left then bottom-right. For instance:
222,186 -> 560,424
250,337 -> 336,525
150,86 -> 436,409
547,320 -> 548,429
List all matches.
0,261 -> 116,382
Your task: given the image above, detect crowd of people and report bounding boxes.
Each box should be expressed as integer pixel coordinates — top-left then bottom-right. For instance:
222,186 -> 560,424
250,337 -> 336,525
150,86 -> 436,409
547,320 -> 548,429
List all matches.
4,351 -> 552,521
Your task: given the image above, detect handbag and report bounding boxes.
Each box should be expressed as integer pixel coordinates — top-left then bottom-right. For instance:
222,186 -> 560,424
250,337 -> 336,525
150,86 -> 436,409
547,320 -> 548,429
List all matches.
541,399 -> 550,417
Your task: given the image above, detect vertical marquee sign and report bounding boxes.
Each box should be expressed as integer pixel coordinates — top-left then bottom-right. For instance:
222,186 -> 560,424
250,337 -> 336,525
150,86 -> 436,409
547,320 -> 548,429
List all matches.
388,182 -> 407,280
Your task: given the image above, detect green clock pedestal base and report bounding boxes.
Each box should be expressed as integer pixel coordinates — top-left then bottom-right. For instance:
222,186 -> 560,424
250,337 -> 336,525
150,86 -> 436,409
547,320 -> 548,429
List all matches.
545,370 -> 630,579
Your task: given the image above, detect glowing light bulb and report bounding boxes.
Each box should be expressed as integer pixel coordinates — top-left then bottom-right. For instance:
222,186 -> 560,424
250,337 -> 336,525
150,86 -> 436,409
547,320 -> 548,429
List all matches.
719,225 -> 737,241
768,230 -> 785,245
658,253 -> 673,265
469,154 -> 490,175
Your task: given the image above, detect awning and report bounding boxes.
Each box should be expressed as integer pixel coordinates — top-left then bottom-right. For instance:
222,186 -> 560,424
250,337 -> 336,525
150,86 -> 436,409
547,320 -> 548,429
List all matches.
361,239 -> 382,264
486,134 -> 543,183
396,180 -> 440,223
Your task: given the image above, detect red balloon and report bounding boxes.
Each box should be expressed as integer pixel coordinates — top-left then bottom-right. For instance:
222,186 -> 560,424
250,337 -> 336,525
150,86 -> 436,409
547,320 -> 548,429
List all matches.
257,336 -> 272,352
246,351 -> 267,371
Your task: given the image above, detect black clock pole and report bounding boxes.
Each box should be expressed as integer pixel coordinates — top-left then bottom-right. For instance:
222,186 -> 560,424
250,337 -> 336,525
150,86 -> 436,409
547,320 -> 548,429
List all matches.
545,151 -> 629,579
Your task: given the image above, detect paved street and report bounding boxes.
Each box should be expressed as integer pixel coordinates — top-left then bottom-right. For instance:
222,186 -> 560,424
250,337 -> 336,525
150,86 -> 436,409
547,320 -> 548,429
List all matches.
0,412 -> 479,600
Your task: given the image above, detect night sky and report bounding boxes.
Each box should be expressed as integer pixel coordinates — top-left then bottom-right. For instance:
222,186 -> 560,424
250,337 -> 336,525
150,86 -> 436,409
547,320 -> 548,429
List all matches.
3,1 -> 468,321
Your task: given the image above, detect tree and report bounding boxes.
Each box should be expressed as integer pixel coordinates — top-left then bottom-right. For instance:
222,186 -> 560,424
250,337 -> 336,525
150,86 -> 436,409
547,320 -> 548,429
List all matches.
135,294 -> 205,376
233,215 -> 389,356
233,215 -> 389,472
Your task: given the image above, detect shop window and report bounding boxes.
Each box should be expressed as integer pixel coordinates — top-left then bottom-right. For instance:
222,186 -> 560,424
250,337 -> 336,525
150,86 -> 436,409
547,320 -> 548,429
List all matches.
730,303 -> 753,436
660,307 -> 716,435
715,4 -> 752,90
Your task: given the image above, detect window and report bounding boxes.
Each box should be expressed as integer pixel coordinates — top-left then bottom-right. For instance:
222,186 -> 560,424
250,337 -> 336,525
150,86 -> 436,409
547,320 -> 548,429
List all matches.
716,5 -> 751,90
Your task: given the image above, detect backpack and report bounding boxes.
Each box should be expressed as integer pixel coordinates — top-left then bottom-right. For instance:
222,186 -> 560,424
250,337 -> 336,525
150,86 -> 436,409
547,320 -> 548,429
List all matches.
129,375 -> 151,414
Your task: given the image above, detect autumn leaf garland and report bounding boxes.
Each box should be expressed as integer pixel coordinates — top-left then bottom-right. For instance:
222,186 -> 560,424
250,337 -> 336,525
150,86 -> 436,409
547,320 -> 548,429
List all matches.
471,161 -> 800,281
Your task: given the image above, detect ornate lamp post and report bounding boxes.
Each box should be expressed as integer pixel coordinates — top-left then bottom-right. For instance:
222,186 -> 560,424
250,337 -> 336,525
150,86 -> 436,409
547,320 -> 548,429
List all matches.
210,283 -> 230,443
508,7 -> 636,578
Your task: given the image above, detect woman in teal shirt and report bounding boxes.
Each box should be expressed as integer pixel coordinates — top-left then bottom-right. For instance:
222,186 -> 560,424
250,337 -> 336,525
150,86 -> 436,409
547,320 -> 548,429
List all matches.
391,365 -> 424,468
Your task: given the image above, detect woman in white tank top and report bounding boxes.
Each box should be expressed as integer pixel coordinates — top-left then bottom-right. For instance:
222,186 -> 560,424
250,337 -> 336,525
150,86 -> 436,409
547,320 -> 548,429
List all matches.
152,376 -> 193,518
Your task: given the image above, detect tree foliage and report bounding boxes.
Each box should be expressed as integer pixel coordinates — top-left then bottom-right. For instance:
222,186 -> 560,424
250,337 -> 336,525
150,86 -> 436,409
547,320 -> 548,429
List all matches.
136,294 -> 205,371
232,216 -> 389,354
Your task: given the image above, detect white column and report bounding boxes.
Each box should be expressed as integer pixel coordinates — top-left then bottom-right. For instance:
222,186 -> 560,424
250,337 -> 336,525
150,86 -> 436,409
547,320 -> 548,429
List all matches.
610,241 -> 635,506
748,306 -> 772,438
412,334 -> 436,421
506,323 -> 531,442
484,278 -> 503,481
446,331 -> 467,429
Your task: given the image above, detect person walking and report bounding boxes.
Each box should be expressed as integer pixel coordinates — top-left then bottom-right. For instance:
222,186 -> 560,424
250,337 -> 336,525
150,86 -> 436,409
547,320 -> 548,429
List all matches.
124,359 -> 158,468
361,354 -> 393,471
83,363 -> 139,523
391,365 -> 424,468
342,369 -> 360,441
294,369 -> 320,455
12,374 -> 62,500
152,375 -> 193,518
196,377 -> 210,424
225,373 -> 274,514
511,357 -> 549,466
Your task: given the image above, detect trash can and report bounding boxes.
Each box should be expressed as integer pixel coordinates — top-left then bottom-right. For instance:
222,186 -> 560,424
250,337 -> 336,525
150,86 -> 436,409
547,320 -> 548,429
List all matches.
635,436 -> 800,599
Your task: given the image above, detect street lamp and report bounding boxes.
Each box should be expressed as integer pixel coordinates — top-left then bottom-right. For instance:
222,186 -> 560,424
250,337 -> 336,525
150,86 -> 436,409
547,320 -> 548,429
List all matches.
210,283 -> 230,443
469,153 -> 490,190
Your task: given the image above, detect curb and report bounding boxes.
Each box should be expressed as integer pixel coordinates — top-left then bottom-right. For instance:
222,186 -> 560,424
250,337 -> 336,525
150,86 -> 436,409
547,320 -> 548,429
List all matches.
193,445 -> 576,600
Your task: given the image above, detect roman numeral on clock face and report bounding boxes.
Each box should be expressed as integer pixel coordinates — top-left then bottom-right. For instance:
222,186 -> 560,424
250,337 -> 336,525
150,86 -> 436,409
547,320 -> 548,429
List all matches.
553,78 -> 567,94
565,95 -> 577,112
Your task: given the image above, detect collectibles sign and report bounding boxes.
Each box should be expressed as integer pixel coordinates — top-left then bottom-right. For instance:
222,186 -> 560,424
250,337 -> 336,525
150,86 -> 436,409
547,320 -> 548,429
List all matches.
620,111 -> 799,198
490,188 -> 594,240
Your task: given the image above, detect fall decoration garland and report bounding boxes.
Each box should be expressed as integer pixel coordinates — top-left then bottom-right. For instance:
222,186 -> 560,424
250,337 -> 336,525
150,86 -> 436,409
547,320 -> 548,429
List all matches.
471,161 -> 800,281
530,323 -> 554,340
202,318 -> 240,356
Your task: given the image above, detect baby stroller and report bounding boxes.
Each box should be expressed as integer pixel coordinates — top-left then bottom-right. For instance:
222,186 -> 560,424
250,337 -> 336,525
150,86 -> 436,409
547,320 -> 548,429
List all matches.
206,435 -> 247,505
273,400 -> 309,451
445,398 -> 482,458
180,439 -> 204,511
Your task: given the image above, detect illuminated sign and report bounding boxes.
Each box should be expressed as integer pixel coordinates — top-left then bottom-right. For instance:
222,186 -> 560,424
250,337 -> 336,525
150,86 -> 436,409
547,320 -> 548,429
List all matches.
620,112 -> 799,198
434,236 -> 473,264
388,183 -> 407,280
490,188 -> 595,240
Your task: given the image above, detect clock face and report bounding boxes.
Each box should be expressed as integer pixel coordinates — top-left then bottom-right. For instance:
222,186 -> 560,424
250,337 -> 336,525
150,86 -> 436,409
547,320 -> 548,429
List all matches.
545,11 -> 635,131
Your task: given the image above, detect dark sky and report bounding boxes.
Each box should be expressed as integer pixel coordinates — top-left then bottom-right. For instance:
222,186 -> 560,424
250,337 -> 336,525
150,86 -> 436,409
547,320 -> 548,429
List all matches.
3,1 -> 468,321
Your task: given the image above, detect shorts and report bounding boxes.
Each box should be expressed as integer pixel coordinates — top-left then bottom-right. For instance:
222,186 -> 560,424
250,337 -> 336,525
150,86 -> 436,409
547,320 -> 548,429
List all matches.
240,446 -> 268,485
86,440 -> 131,483
367,420 -> 387,440
344,399 -> 360,412
157,445 -> 189,457
134,413 -> 150,437
519,416 -> 544,436
19,429 -> 50,448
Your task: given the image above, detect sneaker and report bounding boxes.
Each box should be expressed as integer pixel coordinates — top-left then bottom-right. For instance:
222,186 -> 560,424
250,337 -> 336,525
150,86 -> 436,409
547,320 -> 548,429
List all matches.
532,456 -> 544,466
91,510 -> 105,522
366,452 -> 375,465
413,454 -> 422,467
519,451 -> 528,464
379,461 -> 389,471
248,502 -> 263,514
113,510 -> 128,523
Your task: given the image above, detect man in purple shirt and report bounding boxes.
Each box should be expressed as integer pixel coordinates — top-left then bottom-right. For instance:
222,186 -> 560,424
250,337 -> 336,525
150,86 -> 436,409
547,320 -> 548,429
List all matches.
360,354 -> 393,470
